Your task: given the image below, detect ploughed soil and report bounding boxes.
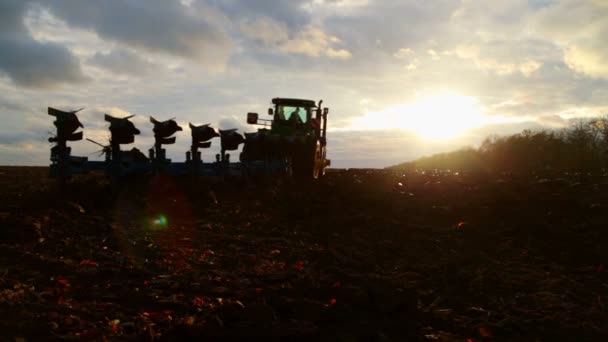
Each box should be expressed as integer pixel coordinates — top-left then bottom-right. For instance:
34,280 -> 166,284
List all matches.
1,166 -> 607,341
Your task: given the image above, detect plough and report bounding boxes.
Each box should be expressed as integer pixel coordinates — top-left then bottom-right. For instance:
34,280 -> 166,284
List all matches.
47,98 -> 330,186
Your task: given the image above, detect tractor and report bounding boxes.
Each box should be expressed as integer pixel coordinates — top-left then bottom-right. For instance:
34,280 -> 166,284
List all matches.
46,97 -> 330,188
241,98 -> 330,179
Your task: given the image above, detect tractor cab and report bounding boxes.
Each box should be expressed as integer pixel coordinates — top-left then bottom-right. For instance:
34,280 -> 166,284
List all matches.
269,98 -> 317,136
243,97 -> 330,179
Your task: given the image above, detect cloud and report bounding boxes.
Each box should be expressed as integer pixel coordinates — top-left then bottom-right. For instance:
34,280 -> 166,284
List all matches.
564,44 -> 608,79
325,0 -> 460,58
533,0 -> 608,79
326,48 -> 352,59
445,44 -> 542,77
42,0 -> 233,68
450,44 -> 480,59
240,17 -> 289,46
519,60 -> 543,77
393,48 -> 414,59
208,0 -> 312,30
88,48 -> 158,76
427,49 -> 440,60
241,18 -> 352,59
537,114 -> 568,128
280,26 -> 350,58
218,115 -> 250,132
1,0 -> 608,168
0,37 -> 88,88
0,0 -> 86,88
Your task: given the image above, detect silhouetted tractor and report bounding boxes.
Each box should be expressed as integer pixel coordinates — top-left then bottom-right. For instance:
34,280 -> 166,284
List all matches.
46,97 -> 330,188
242,98 -> 330,179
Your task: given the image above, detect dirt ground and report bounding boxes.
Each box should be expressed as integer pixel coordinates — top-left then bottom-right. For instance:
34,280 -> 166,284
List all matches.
0,166 -> 607,341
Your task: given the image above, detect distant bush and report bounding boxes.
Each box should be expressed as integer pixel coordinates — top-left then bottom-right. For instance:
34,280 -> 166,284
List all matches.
391,117 -> 608,175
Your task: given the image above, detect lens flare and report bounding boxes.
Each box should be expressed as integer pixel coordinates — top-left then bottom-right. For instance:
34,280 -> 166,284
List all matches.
153,215 -> 168,227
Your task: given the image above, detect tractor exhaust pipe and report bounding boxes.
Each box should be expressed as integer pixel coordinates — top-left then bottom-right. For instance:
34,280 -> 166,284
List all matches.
322,107 -> 328,146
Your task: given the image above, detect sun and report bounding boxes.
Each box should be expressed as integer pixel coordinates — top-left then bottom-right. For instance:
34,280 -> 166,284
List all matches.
399,93 -> 487,140
349,92 -> 491,140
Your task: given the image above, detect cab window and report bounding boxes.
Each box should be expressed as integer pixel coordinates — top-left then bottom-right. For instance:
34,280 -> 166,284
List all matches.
277,106 -> 309,124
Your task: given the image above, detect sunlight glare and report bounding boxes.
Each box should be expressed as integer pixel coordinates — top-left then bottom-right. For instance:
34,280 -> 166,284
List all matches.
349,92 -> 498,140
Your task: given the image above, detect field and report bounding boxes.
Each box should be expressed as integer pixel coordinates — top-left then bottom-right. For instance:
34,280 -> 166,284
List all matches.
1,166 -> 607,341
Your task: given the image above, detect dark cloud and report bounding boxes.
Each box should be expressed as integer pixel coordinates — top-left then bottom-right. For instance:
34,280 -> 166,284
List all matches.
0,36 -> 87,87
0,0 -> 28,34
43,0 -> 233,66
0,0 -> 86,88
88,48 -> 157,75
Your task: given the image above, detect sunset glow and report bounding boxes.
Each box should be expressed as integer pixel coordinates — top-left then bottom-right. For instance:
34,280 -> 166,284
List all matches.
1,0 -> 607,169
348,93 -> 508,140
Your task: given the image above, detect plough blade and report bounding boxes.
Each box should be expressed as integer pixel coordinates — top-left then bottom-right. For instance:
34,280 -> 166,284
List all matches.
157,136 -> 176,145
67,131 -> 83,141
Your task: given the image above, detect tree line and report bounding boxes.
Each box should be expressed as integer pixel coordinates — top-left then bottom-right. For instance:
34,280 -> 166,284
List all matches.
391,117 -> 608,175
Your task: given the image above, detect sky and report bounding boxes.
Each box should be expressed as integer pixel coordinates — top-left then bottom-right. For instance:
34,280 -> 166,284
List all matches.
0,0 -> 607,168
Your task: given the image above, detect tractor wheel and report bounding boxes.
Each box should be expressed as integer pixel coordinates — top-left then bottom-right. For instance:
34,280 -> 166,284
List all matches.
312,144 -> 322,179
292,143 -> 319,181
